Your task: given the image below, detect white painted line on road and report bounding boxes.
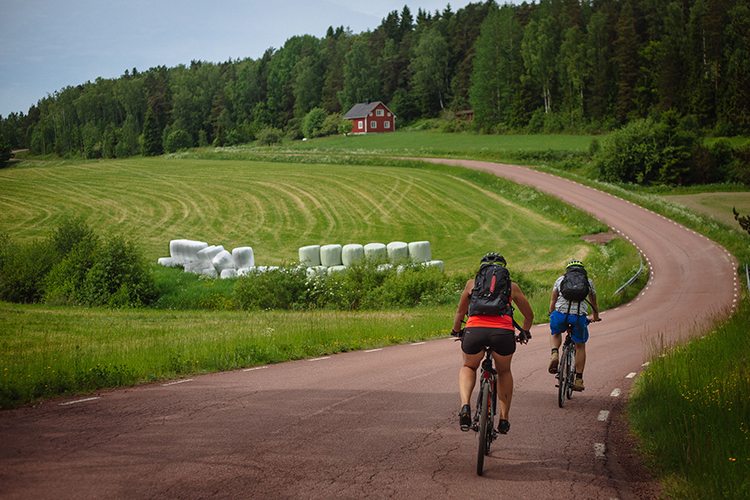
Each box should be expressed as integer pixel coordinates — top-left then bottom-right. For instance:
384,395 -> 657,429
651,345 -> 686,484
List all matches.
610,388 -> 622,397
594,443 -> 606,458
308,357 -> 330,362
162,379 -> 193,386
59,397 -> 100,406
598,410 -> 610,422
626,372 -> 637,379
642,361 -> 650,367
243,366 -> 268,372
365,348 -> 383,353
411,342 -> 426,346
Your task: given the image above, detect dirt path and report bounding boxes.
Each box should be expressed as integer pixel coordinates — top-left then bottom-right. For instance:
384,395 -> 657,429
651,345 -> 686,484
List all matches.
0,160 -> 739,500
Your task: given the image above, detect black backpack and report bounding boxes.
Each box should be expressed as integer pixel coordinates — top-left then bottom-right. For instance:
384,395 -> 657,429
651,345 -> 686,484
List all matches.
468,262 -> 512,317
560,265 -> 590,303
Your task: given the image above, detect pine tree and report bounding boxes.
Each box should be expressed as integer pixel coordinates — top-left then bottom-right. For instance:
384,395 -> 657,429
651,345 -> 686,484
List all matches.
142,106 -> 162,156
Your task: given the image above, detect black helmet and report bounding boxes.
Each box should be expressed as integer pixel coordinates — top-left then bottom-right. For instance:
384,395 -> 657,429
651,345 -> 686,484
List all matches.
481,252 -> 506,266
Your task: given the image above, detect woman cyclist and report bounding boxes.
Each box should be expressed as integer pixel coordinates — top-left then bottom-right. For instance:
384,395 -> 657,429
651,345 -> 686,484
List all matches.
451,253 -> 534,434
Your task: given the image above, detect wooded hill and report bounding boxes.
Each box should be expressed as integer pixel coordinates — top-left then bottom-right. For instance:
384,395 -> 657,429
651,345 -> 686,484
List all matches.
1,0 -> 749,157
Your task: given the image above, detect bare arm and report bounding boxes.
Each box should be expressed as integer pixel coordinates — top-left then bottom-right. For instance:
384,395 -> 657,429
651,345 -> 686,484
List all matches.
511,282 -> 534,331
452,279 -> 474,332
549,289 -> 559,315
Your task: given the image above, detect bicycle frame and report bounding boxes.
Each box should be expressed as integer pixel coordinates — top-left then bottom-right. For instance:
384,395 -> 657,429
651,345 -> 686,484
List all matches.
556,330 -> 576,408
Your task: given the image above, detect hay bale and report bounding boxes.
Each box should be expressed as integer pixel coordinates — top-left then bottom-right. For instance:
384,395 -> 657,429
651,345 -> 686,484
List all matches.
342,244 -> 364,266
220,269 -> 237,279
197,245 -> 223,268
237,267 -> 255,276
327,265 -> 348,275
157,257 -> 180,267
201,267 -> 218,277
299,245 -> 321,267
408,241 -> 431,263
232,247 -> 254,269
423,260 -> 444,271
170,239 -> 207,263
387,241 -> 408,262
212,250 -> 235,273
320,244 -> 343,267
364,243 -> 387,260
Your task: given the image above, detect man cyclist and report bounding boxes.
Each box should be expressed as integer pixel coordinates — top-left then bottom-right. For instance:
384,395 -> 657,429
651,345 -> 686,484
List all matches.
451,253 -> 534,434
547,260 -> 600,391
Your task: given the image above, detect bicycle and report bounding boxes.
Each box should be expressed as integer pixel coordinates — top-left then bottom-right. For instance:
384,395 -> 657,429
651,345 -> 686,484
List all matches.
555,317 -> 599,408
456,322 -> 531,476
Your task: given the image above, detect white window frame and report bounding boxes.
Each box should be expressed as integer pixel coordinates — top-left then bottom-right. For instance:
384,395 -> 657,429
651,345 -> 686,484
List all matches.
376,109 -> 384,117
384,121 -> 391,129
370,120 -> 377,129
358,121 -> 363,129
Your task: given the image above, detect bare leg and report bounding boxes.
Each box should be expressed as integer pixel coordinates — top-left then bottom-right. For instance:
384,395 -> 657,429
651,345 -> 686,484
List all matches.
491,352 -> 514,420
575,342 -> 586,374
550,333 -> 562,351
459,351 -> 484,406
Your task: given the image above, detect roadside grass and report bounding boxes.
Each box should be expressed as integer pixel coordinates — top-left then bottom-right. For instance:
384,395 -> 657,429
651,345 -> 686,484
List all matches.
661,192 -> 750,229
0,301 -> 453,409
627,295 -> 750,499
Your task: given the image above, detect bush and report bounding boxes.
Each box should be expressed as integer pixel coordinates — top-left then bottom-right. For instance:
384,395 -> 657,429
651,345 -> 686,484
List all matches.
302,108 -> 328,139
321,113 -> 343,136
731,140 -> 750,186
0,234 -> 57,303
165,130 -> 193,153
44,233 -> 101,305
256,127 -> 283,146
233,266 -> 308,310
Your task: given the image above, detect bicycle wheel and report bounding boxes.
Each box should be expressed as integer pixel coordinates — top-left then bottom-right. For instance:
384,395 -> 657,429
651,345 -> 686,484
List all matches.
557,347 -> 568,408
476,381 -> 490,476
566,345 -> 576,399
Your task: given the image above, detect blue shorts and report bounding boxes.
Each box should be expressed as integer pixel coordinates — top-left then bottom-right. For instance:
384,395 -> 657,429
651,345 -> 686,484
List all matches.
549,310 -> 589,343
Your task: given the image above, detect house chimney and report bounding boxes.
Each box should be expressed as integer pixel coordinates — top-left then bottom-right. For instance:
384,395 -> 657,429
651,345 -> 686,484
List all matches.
365,99 -> 370,104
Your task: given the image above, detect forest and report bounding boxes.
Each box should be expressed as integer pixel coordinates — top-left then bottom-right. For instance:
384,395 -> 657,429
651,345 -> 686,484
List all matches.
1,0 -> 749,159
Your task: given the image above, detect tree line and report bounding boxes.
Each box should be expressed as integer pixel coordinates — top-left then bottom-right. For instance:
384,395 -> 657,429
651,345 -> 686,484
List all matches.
1,0 -> 749,159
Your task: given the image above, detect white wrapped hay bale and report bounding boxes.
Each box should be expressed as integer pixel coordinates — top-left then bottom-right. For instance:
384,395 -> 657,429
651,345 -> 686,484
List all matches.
342,244 -> 364,266
408,241 -> 431,263
232,247 -> 254,269
201,267 -> 218,277
198,245 -> 223,268
327,265 -> 348,275
387,241 -> 408,262
220,269 -> 237,279
212,250 -> 235,274
255,266 -> 279,273
299,245 -> 321,267
423,260 -> 444,271
157,257 -> 180,267
237,267 -> 255,277
364,243 -> 387,260
170,239 -> 207,263
320,244 -> 343,267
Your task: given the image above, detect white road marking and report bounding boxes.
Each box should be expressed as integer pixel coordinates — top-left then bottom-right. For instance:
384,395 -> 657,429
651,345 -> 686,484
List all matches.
598,410 -> 610,422
626,372 -> 637,379
610,388 -> 621,397
59,397 -> 100,406
243,366 -> 268,372
308,357 -> 330,361
594,442 -> 606,458
411,342 -> 426,346
162,379 -> 193,386
365,348 -> 383,353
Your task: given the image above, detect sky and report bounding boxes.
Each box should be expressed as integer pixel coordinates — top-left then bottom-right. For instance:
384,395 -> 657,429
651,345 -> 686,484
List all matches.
0,0 -> 520,118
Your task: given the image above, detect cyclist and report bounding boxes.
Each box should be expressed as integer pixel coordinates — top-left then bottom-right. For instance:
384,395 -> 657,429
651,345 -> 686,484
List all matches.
451,253 -> 534,434
547,260 -> 600,391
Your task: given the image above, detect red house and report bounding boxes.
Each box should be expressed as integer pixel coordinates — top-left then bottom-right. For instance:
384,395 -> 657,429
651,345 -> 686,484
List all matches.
342,100 -> 396,134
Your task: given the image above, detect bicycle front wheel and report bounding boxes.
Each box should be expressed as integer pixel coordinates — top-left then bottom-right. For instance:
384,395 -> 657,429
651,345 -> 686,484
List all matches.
566,345 -> 576,399
476,382 -> 490,476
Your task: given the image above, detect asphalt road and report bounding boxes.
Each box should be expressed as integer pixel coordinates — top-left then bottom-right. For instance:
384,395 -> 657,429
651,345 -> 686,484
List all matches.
0,160 -> 739,500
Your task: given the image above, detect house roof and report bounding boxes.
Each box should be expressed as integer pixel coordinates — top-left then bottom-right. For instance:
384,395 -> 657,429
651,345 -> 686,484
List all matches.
342,101 -> 395,119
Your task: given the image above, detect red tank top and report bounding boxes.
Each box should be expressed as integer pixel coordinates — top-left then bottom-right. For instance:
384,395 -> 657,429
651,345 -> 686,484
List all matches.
465,296 -> 514,329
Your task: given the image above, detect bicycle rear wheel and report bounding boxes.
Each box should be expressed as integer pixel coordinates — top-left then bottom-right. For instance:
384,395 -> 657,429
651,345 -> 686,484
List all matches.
566,345 -> 576,399
476,382 -> 490,476
557,347 -> 569,408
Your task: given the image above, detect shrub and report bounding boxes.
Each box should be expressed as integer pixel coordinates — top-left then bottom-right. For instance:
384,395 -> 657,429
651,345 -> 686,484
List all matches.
731,140 -> 750,186
233,266 -> 308,310
321,113 -> 343,136
302,108 -> 328,138
256,127 -> 283,146
338,120 -> 353,135
0,234 -> 57,303
51,215 -> 97,258
165,129 -> 192,153
44,234 -> 101,305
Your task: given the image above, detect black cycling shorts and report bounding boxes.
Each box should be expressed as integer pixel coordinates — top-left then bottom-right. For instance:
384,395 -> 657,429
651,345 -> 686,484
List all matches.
461,327 -> 516,356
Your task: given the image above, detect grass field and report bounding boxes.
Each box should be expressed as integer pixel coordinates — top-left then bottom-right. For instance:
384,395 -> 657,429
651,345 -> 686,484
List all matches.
663,192 -> 750,228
